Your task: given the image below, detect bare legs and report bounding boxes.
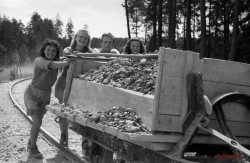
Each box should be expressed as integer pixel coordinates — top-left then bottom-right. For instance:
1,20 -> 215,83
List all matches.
28,113 -> 44,158
30,113 -> 44,147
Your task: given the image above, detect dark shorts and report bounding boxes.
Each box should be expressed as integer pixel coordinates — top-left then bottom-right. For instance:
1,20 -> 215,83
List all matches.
24,84 -> 51,115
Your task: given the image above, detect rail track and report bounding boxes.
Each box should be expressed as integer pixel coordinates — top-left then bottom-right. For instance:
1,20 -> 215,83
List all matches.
9,78 -> 89,163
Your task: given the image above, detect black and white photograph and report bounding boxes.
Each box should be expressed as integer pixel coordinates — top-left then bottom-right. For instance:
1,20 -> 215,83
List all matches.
1,0 -> 250,163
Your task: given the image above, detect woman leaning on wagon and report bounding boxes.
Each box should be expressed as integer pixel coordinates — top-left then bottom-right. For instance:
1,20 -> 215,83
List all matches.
24,39 -> 72,158
54,29 -> 94,147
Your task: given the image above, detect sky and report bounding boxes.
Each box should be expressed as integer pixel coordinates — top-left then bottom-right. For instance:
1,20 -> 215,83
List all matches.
0,0 -> 128,38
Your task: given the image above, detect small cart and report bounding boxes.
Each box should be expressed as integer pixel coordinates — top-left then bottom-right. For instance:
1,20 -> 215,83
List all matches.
47,47 -> 250,163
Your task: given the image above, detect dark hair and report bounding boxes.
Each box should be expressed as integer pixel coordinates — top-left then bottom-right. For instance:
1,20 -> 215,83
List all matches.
70,29 -> 92,52
123,37 -> 146,54
40,39 -> 60,61
101,33 -> 115,44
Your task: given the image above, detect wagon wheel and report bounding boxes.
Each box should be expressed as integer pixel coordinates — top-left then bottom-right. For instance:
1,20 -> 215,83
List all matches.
212,93 -> 250,162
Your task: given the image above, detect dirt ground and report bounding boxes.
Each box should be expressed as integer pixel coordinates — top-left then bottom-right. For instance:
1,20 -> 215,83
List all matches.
0,64 -> 34,83
0,79 -> 83,163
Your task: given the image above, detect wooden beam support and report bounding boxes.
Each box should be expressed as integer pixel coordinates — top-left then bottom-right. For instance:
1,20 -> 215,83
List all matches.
69,123 -> 189,163
167,72 -> 206,158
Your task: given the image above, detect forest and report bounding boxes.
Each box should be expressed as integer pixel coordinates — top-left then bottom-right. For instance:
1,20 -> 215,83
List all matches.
0,0 -> 250,67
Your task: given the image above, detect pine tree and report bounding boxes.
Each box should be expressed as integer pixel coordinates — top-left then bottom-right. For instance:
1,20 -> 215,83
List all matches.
65,18 -> 74,41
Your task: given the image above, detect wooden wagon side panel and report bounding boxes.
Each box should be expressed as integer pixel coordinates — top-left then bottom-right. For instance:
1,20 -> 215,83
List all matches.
68,79 -> 155,128
202,58 -> 250,86
202,58 -> 250,137
202,58 -> 250,99
152,48 -> 202,132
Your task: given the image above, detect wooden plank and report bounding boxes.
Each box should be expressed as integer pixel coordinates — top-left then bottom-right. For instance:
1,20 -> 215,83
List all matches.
161,49 -> 187,78
161,49 -> 201,78
68,79 -> 154,128
153,48 -> 202,132
67,55 -> 114,61
133,141 -> 175,151
77,53 -> 158,58
104,126 -> 119,137
75,116 -> 87,126
127,133 -> 250,146
179,52 -> 197,131
117,131 -> 130,140
74,59 -> 84,76
152,47 -> 165,131
128,133 -> 182,143
65,113 -> 76,122
153,114 -> 180,132
73,118 -> 250,146
158,76 -> 183,115
86,120 -> 106,132
78,121 -> 182,143
203,80 -> 250,100
63,59 -> 76,104
208,102 -> 250,123
70,123 -> 179,163
202,58 -> 250,86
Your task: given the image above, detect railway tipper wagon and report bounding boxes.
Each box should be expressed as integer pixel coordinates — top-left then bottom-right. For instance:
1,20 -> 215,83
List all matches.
47,47 -> 250,163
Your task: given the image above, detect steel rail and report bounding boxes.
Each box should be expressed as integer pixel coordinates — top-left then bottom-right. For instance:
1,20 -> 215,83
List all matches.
9,78 -> 88,163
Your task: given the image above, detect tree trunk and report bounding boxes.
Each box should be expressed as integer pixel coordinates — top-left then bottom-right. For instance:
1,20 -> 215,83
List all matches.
228,0 -> 240,61
192,2 -> 196,49
183,12 -> 186,50
214,1 -> 219,58
200,0 -> 206,58
158,0 -> 163,48
135,8 -> 138,37
208,0 -> 211,58
186,0 -> 191,50
170,0 -> 176,48
125,0 -> 131,39
223,1 -> 230,60
152,0 -> 158,50
168,0 -> 172,47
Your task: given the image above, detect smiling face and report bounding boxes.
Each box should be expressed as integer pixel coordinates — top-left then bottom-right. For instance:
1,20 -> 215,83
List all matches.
75,31 -> 89,48
130,41 -> 141,54
44,45 -> 57,60
101,36 -> 114,52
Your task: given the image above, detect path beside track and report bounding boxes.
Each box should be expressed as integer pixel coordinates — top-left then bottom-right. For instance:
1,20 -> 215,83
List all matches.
0,79 -> 83,163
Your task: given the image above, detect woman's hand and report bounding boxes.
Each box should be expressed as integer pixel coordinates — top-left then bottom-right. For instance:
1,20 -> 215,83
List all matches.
60,56 -> 67,61
63,48 -> 72,56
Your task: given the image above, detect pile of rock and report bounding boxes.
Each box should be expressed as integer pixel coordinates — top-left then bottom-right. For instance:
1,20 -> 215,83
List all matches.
78,57 -> 158,95
53,103 -> 150,133
89,106 -> 150,133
